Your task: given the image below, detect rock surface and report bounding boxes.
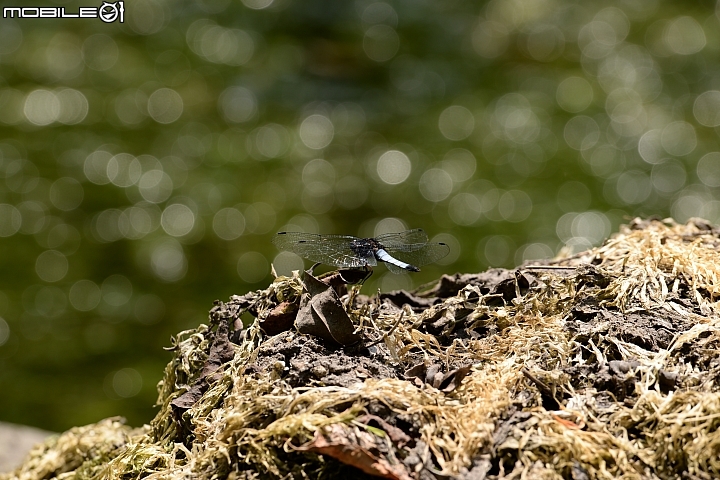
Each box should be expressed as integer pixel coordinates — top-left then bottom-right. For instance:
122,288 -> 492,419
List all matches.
0,423 -> 52,473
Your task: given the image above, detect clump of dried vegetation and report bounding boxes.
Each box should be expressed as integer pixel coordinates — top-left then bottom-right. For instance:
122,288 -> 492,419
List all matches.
5,218 -> 720,480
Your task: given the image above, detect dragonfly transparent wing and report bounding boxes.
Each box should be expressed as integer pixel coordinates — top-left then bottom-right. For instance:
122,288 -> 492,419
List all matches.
383,242 -> 450,268
375,229 -> 428,249
272,232 -> 377,268
384,261 -> 409,274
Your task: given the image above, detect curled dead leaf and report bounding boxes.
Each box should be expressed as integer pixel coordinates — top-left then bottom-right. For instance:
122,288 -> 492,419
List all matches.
295,423 -> 412,480
295,268 -> 361,346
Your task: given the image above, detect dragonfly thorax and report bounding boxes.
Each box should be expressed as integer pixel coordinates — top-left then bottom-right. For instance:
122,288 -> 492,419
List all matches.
349,237 -> 381,260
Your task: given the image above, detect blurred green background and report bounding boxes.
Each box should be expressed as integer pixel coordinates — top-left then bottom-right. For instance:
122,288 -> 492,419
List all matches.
1,0 -> 720,432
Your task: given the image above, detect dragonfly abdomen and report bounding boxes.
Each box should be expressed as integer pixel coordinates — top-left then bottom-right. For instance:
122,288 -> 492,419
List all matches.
375,248 -> 420,272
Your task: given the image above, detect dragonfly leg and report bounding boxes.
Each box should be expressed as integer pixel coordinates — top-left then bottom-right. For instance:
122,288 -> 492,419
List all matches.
359,264 -> 373,285
338,265 -> 373,285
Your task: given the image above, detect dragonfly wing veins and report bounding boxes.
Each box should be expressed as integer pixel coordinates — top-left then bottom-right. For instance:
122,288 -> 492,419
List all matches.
374,228 -> 428,248
387,242 -> 449,267
273,229 -> 449,273
273,232 -> 376,268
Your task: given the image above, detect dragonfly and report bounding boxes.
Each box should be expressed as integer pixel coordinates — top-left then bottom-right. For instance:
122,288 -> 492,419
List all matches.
272,229 -> 449,274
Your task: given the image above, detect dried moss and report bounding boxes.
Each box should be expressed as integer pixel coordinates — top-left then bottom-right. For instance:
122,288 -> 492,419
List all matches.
5,218 -> 720,480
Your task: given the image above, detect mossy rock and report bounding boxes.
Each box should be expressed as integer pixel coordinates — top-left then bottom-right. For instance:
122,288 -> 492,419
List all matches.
6,218 -> 720,480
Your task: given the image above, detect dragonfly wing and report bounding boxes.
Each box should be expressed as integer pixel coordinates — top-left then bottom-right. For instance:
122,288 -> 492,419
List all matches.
272,232 -> 372,268
375,229 -> 428,248
384,242 -> 450,268
272,232 -> 321,250
383,261 -> 407,274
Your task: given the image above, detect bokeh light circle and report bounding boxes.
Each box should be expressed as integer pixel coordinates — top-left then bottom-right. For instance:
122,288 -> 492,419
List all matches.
651,161 -> 686,194
693,91 -> 720,127
299,114 -> 334,150
498,190 -> 533,222
219,86 -> 257,123
564,116 -> 600,151
556,77 -> 594,113
0,204 -> 22,237
82,34 -> 119,71
419,168 -> 453,203
161,204 -> 195,237
520,243 -> 554,263
616,170 -> 652,204
237,252 -> 269,283
481,235 -> 512,267
35,250 -> 69,283
472,20 -> 509,58
56,89 -> 88,125
147,88 -> 183,124
242,0 -> 274,9
441,149 -> 476,183
272,251 -> 305,277
24,90 -> 60,126
638,129 -> 664,164
111,368 -> 143,398
69,280 -> 101,311
438,106 -> 475,141
697,153 -> 720,188
448,193 -> 482,226
138,170 -> 173,203
373,217 -> 407,237
50,177 -> 84,211
253,123 -> 290,159
661,121 -> 696,156
150,238 -> 187,282
102,275 -> 133,307
376,150 -> 411,185
0,317 -> 9,347
213,207 -> 246,240
664,16 -> 706,55
107,153 -> 142,187
363,24 -> 400,62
